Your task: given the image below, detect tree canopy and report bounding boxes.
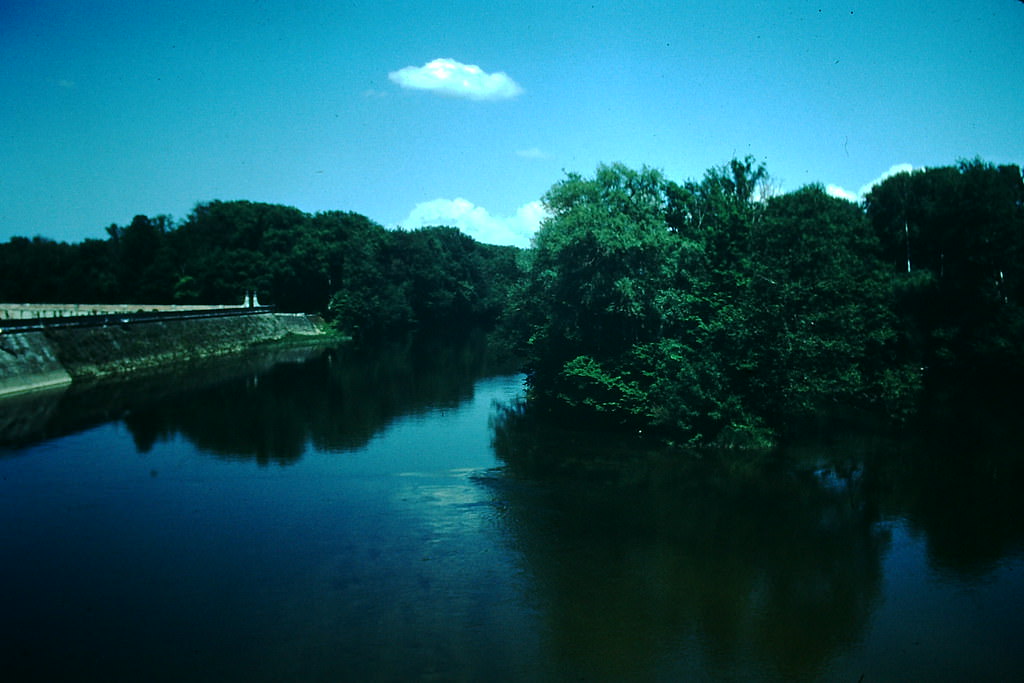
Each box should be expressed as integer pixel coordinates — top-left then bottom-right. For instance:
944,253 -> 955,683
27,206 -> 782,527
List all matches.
865,160 -> 1024,375
3,156 -> 1022,448
510,158 -> 1023,447
0,201 -> 525,339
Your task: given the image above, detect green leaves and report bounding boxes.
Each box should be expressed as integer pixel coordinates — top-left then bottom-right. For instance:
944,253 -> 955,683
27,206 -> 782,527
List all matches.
518,160 -> 919,446
558,355 -> 648,417
866,162 -> 1024,374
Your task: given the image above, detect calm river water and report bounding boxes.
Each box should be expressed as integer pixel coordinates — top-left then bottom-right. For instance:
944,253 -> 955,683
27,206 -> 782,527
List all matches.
1,336 -> 1022,682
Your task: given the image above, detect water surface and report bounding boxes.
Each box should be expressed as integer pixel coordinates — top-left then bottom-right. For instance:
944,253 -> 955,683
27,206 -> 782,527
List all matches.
1,338 -> 1022,681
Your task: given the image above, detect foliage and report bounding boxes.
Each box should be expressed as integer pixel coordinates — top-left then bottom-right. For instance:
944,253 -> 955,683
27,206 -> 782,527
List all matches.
0,201 -> 526,341
747,185 -> 916,421
865,160 -> 1024,375
3,156 -> 1021,449
515,160 -> 920,447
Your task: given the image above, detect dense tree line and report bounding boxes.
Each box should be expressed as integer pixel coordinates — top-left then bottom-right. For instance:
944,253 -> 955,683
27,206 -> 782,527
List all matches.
507,158 -> 1024,447
0,201 -> 524,339
4,158 -> 1021,446
865,161 -> 1024,376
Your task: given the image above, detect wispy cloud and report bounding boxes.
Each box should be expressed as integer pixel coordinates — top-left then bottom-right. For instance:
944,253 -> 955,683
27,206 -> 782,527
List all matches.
827,163 -> 914,202
515,147 -> 547,159
388,58 -> 523,101
399,198 -> 545,247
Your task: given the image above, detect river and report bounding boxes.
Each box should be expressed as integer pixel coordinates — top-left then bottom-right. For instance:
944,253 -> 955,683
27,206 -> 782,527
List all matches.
1,336 -> 1022,681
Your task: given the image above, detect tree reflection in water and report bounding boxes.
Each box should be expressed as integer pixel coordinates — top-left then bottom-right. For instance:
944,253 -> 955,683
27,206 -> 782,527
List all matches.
487,385 -> 1024,681
489,402 -> 886,680
119,330 -> 509,465
1,332 -> 1022,680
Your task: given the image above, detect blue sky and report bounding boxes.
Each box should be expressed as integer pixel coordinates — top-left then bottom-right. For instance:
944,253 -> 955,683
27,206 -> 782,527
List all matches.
2,1 -> 1023,247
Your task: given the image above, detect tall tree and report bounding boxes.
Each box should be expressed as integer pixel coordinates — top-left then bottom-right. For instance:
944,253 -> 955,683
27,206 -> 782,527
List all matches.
518,161 -> 915,447
865,161 -> 1024,374
109,214 -> 176,301
748,185 -> 915,421
518,164 -> 677,424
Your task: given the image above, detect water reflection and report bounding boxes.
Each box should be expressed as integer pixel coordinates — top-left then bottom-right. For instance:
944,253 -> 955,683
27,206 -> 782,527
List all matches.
488,393 -> 1024,680
2,335 -> 1023,680
1,331 -> 513,464
906,379 -> 1024,576
0,344 -> 326,449
490,404 -> 887,680
869,430 -> 1024,578
124,332 -> 508,464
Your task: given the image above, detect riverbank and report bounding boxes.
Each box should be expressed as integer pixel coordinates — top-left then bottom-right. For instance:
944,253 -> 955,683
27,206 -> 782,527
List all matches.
0,312 -> 330,398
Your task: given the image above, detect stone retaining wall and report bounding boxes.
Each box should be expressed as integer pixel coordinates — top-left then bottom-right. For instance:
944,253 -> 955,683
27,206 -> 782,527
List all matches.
0,313 -> 328,397
0,331 -> 73,397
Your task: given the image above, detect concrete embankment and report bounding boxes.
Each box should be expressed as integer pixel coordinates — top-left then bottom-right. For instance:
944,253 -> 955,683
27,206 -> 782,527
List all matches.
0,331 -> 73,396
0,312 -> 328,398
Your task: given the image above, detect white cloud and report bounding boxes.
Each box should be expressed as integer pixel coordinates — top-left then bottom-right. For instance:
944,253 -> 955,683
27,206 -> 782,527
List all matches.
399,198 -> 545,248
827,163 -> 915,202
825,184 -> 859,202
516,147 -> 547,159
388,58 -> 523,101
860,163 -> 914,194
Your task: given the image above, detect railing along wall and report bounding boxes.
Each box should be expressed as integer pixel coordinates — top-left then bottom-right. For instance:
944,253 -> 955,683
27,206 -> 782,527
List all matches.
0,305 -> 276,334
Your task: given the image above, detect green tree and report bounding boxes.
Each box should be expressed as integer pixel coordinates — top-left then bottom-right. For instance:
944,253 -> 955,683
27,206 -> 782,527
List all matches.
63,238 -> 119,302
174,201 -> 305,305
518,161 -> 915,447
327,221 -> 412,338
865,161 -> 1024,374
748,185 -> 917,421
518,163 -> 678,426
655,156 -> 778,444
0,236 -> 76,301
108,214 -> 177,301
